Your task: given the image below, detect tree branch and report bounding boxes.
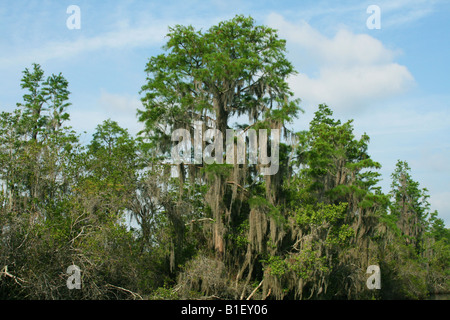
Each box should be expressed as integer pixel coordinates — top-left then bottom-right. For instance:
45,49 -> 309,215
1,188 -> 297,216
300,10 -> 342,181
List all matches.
263,288 -> 271,300
246,279 -> 263,300
105,283 -> 143,300
1,266 -> 28,286
185,218 -> 215,226
226,181 -> 249,193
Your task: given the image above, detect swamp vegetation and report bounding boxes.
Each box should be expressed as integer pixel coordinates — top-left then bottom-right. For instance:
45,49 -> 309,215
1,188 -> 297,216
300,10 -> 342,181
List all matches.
0,15 -> 448,300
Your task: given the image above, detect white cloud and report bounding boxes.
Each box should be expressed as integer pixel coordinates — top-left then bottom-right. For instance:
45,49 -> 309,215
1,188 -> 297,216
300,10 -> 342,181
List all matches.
276,19 -> 397,66
267,13 -> 415,114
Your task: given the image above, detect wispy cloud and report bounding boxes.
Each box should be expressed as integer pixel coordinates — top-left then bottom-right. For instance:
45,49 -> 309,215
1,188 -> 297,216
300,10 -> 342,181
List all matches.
279,0 -> 444,33
378,0 -> 438,28
0,23 -> 168,68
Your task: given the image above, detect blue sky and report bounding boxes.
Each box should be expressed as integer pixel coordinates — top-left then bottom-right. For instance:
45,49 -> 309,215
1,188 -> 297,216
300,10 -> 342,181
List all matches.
0,0 -> 449,226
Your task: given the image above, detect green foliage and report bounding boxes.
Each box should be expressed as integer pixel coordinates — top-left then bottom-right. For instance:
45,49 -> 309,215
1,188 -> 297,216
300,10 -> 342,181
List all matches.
139,14 -> 300,156
0,18 -> 448,301
227,219 -> 250,249
287,249 -> 330,280
389,160 -> 432,254
295,202 -> 348,227
262,255 -> 288,277
201,163 -> 233,180
150,286 -> 180,300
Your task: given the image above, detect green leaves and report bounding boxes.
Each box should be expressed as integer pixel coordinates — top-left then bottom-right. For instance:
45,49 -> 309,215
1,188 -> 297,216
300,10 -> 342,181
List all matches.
139,15 -> 300,153
82,119 -> 140,218
17,63 -> 72,141
262,255 -> 288,277
389,160 -> 433,253
296,104 -> 384,208
295,202 -> 348,227
1,19 -> 448,301
262,249 -> 330,280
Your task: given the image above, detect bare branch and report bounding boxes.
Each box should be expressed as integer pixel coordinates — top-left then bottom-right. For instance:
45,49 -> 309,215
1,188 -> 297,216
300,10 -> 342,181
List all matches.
1,265 -> 28,286
226,181 -> 249,193
105,283 -> 143,300
263,288 -> 271,300
246,279 -> 263,300
185,218 -> 214,226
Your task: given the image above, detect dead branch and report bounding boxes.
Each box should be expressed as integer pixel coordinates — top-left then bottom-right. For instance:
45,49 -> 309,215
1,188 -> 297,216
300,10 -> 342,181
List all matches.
105,283 -> 143,300
1,265 -> 28,286
246,279 -> 264,300
195,295 -> 222,300
226,181 -> 249,193
263,288 -> 271,300
185,218 -> 215,226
